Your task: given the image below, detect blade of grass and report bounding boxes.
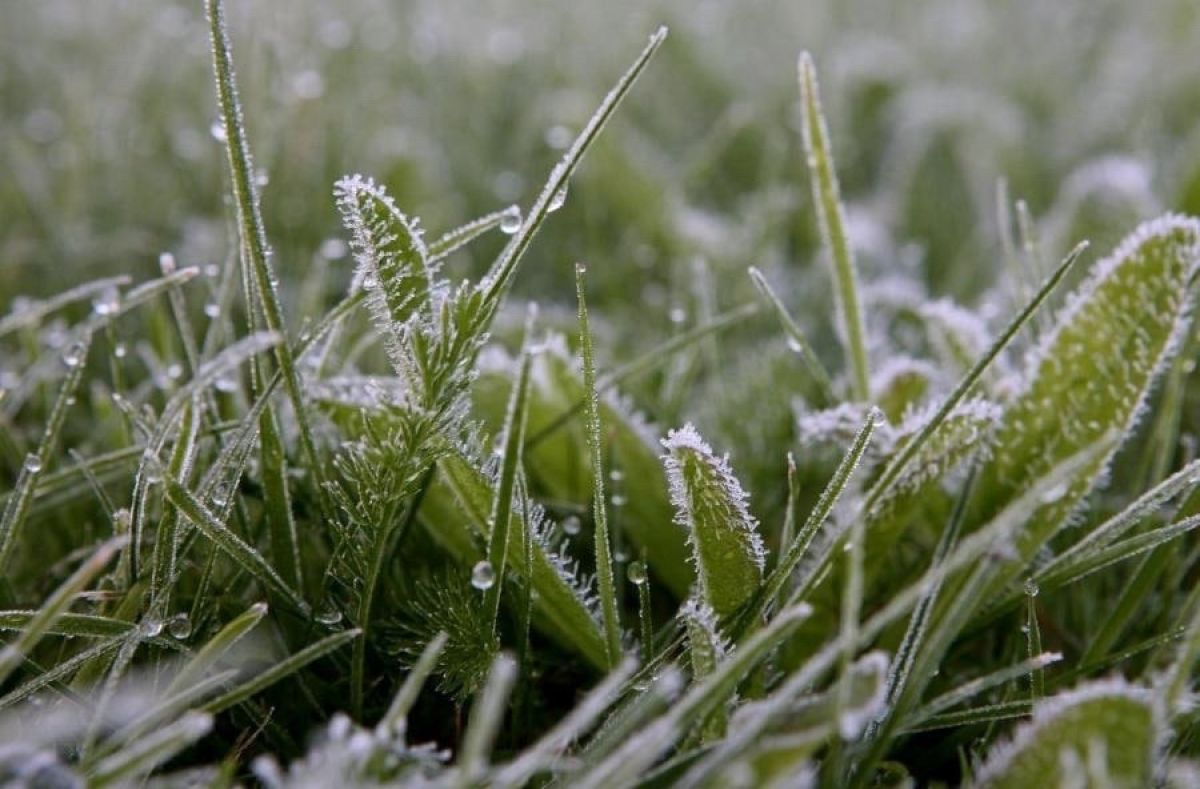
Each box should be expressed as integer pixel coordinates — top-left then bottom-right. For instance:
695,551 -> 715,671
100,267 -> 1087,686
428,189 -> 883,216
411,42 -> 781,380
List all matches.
798,52 -> 870,400
0,537 -> 123,686
204,0 -> 329,520
0,333 -> 91,574
201,628 -> 360,714
577,264 -> 622,666
749,267 -> 836,406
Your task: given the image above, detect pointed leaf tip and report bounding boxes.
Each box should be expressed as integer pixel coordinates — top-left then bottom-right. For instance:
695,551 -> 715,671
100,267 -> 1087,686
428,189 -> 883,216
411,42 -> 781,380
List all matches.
662,424 -> 765,618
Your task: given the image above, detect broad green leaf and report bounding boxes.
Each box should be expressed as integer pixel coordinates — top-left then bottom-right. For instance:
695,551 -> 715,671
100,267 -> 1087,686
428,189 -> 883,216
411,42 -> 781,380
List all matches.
334,175 -> 434,363
662,424 -> 765,619
974,215 -> 1200,556
972,680 -> 1159,788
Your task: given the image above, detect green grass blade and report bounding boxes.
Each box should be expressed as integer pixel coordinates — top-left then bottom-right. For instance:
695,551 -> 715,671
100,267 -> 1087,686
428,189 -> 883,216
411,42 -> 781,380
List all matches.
160,473 -> 306,615
379,631 -> 449,735
482,349 -> 534,633
0,275 -> 130,337
866,240 -> 1089,510
748,267 -> 836,406
204,0 -> 328,516
479,27 -> 667,314
0,333 -> 91,573
89,712 -> 213,787
457,653 -> 518,783
577,264 -> 623,665
201,628 -> 360,714
0,537 -> 123,686
165,601 -> 268,697
798,52 -> 870,401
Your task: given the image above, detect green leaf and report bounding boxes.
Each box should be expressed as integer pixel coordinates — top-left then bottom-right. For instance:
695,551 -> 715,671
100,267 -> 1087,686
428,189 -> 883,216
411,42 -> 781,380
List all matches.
334,175 -> 434,365
661,424 -> 765,619
973,680 -> 1160,788
975,215 -> 1200,554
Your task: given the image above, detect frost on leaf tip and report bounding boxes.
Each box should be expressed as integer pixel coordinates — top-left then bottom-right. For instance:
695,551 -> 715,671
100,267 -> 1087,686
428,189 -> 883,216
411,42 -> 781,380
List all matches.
333,174 -> 434,373
661,424 -> 765,618
972,679 -> 1160,789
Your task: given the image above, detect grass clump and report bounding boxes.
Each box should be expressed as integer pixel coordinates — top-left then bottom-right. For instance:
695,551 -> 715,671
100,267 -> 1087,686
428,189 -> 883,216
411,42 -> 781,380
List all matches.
5,1 -> 1200,786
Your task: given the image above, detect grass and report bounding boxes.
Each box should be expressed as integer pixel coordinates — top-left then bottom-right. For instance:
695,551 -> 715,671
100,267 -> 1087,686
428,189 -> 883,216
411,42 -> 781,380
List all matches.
4,0 -> 1200,785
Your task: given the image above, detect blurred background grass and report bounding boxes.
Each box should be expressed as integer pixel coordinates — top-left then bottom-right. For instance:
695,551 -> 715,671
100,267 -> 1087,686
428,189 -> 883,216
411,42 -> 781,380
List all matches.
4,0 -> 1200,475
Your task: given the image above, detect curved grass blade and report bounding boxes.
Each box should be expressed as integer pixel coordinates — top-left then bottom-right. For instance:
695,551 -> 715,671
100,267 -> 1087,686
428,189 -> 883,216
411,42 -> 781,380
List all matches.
0,275 -> 130,337
165,601 -> 268,697
457,653 -> 518,783
88,712 -> 213,787
379,631 -> 449,736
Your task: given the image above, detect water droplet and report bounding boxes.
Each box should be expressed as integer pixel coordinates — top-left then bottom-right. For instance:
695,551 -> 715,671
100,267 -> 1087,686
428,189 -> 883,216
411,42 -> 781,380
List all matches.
209,120 -> 227,142
669,307 -> 688,325
113,342 -> 127,359
562,515 -> 581,536
159,252 -> 177,274
786,337 -> 806,354
315,605 -> 343,626
23,454 -> 42,473
142,450 -> 163,484
204,263 -> 221,278
627,561 -> 647,585
611,493 -> 628,507
166,363 -> 183,381
842,541 -> 854,553
211,483 -> 229,508
499,206 -> 522,234
547,184 -> 568,213
62,342 -> 86,368
141,617 -> 164,638
204,302 -> 220,318
471,560 -> 496,590
610,469 -> 625,483
92,289 -> 119,317
215,376 -> 238,393
254,169 -> 270,188
614,549 -> 630,563
168,613 -> 192,639
1023,579 -> 1040,597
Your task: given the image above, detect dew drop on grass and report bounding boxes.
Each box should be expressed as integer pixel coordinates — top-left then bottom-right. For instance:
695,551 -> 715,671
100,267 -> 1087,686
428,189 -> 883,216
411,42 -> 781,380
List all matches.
159,252 -> 177,274
209,120 -> 227,142
548,184 -> 568,213
204,302 -> 220,318
627,561 -> 647,585
113,342 -> 127,359
92,289 -> 119,317
141,618 -> 164,638
215,376 -> 238,393
168,613 -> 192,639
23,454 -> 42,473
62,342 -> 85,368
315,605 -> 343,626
669,307 -> 687,325
499,205 -> 522,234
471,560 -> 496,590
1024,579 -> 1040,597
562,515 -> 581,536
